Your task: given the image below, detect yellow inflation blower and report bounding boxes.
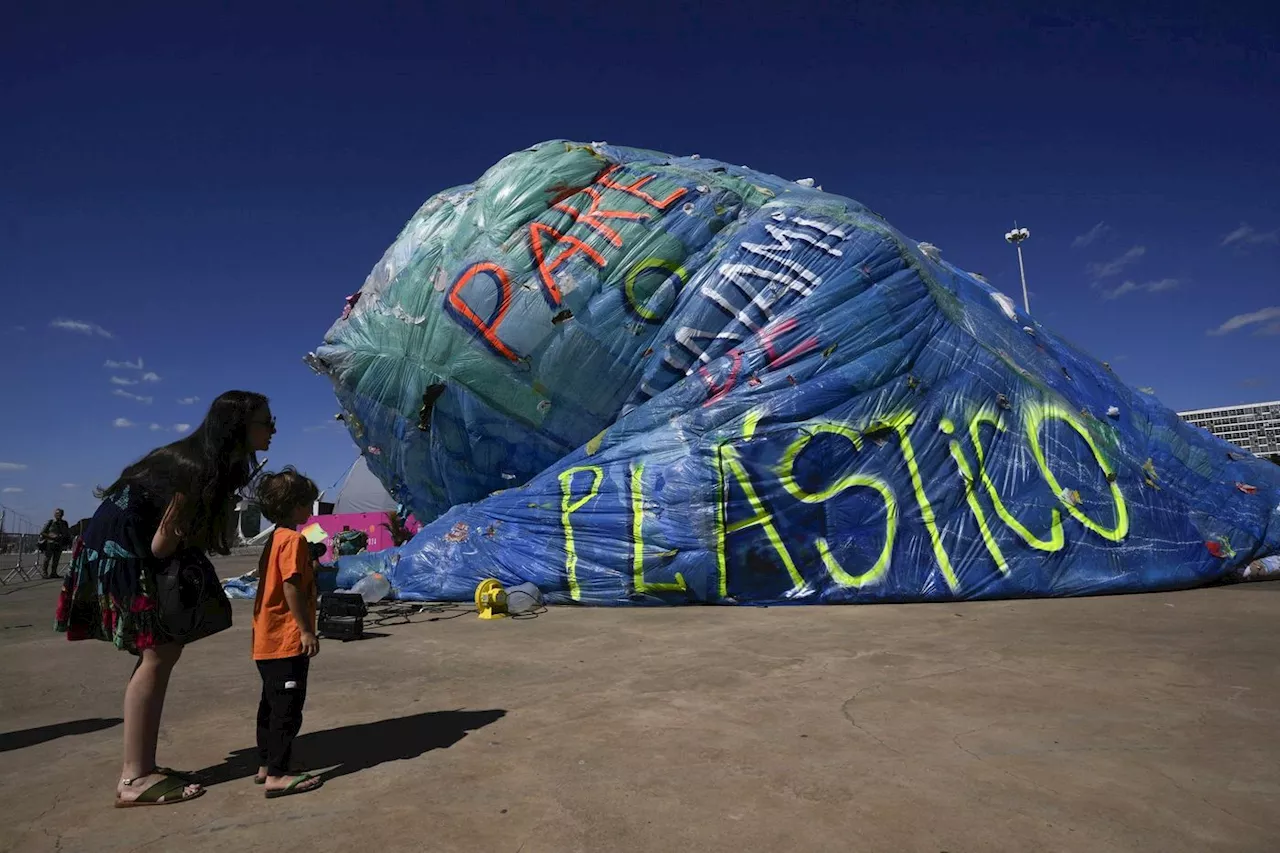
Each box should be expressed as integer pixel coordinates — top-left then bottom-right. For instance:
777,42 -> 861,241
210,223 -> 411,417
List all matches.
474,578 -> 508,620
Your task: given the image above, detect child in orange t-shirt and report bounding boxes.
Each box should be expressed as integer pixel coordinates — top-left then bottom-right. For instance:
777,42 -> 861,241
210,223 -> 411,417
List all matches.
252,468 -> 324,799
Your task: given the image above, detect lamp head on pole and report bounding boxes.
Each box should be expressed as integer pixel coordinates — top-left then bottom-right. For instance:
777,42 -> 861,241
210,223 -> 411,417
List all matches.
1005,226 -> 1030,245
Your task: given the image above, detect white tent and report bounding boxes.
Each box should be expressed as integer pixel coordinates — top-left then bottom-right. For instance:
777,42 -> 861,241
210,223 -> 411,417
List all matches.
329,456 -> 398,515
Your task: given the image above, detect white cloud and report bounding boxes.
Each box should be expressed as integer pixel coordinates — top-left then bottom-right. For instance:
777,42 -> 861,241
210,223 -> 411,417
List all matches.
1221,223 -> 1279,249
1099,282 -> 1138,300
1072,221 -> 1110,248
2,487 -> 23,494
149,423 -> 164,431
173,423 -> 191,434
61,483 -> 78,489
141,371 -> 161,383
177,396 -> 200,405
113,389 -> 153,404
1207,306 -> 1280,336
51,318 -> 114,338
105,357 -> 144,370
0,462 -> 28,471
110,376 -> 138,386
113,418 -> 135,428
1099,278 -> 1180,301
1086,245 -> 1146,278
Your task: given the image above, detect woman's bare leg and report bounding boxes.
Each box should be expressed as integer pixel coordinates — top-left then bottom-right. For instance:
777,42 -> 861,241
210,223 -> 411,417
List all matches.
118,644 -> 201,801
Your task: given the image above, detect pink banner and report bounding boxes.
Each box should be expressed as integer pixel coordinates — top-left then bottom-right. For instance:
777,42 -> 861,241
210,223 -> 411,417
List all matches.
300,511 -> 420,561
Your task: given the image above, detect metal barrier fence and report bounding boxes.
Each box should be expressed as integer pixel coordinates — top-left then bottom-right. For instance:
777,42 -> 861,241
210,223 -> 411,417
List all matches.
1,503 -> 48,584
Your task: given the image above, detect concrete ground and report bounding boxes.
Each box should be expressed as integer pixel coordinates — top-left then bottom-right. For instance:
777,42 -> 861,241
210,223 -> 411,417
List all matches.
2,557 -> 1278,853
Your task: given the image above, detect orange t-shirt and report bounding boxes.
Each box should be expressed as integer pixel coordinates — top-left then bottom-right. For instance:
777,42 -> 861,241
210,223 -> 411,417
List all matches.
252,528 -> 316,661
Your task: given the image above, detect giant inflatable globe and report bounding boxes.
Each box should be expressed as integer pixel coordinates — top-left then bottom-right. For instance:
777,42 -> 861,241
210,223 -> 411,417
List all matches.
308,140 -> 1280,604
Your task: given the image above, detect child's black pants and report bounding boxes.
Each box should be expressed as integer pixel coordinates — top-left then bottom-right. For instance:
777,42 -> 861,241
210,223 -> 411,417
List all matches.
256,655 -> 310,776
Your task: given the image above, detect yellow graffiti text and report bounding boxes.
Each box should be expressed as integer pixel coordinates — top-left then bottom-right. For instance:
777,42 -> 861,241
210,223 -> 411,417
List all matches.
560,465 -> 603,601
629,463 -> 688,594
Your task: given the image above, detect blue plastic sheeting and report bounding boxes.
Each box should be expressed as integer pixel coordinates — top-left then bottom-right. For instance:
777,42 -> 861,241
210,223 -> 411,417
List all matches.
222,574 -> 257,600
313,140 -> 1280,605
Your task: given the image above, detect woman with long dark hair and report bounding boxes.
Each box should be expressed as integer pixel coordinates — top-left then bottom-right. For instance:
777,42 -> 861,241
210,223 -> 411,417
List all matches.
56,390 -> 276,807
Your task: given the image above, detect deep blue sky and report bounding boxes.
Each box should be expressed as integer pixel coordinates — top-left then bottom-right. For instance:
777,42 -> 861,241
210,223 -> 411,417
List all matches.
2,0 -> 1277,526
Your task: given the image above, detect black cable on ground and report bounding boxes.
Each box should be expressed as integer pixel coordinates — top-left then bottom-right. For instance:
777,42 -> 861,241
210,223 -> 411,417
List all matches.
364,601 -> 477,626
362,600 -> 547,624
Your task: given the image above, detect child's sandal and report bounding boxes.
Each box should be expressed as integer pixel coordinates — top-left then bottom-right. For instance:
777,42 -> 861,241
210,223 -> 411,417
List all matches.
264,773 -> 323,799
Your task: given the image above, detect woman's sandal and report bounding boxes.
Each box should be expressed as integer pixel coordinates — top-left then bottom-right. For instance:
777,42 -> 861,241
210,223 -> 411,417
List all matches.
263,773 -> 323,799
114,773 -> 206,808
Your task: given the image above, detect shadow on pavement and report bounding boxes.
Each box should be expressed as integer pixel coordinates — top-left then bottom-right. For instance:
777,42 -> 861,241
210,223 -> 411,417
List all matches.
194,708 -> 507,785
0,717 -> 124,753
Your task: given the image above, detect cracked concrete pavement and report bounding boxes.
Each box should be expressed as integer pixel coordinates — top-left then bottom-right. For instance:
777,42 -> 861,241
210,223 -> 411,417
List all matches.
2,558 -> 1279,852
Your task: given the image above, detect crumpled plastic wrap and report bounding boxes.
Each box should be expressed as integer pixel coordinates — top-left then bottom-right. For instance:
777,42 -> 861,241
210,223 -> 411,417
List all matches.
311,140 -> 1280,605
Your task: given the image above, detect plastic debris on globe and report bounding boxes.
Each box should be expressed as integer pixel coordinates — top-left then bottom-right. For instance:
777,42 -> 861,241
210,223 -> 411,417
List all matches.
306,140 -> 1280,605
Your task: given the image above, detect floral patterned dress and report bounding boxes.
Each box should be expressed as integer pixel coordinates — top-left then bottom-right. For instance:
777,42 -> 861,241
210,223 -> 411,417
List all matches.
55,484 -> 167,654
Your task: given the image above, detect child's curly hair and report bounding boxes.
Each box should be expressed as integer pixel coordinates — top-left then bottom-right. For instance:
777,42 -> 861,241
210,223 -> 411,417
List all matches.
255,467 -> 319,526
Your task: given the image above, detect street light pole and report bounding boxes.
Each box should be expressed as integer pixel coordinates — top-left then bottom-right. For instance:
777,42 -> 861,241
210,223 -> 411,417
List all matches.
1005,225 -> 1031,314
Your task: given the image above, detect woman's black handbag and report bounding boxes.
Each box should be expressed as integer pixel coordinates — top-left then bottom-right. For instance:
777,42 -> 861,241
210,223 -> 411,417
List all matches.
153,549 -> 233,645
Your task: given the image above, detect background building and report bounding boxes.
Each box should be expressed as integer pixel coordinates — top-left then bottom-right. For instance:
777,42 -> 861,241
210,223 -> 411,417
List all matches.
1178,400 -> 1280,463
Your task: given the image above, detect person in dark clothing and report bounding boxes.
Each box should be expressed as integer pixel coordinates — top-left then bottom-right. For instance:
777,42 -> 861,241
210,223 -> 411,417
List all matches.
39,508 -> 72,578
